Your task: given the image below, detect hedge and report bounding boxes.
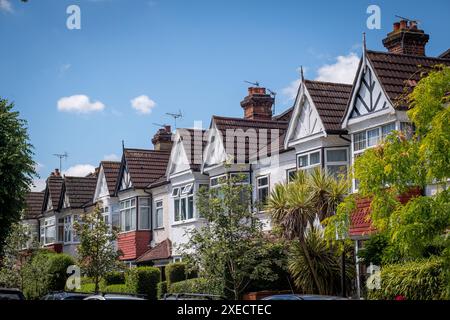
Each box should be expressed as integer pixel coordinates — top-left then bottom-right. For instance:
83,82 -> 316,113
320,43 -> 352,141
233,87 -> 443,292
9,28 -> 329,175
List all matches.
76,283 -> 96,293
104,284 -> 132,294
102,271 -> 125,286
125,266 -> 160,300
165,262 -> 197,287
168,278 -> 223,296
157,281 -> 168,299
367,257 -> 446,300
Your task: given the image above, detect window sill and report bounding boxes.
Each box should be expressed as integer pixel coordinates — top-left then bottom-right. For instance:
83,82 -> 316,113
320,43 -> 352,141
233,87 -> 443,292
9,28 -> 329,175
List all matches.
172,218 -> 203,226
153,227 -> 165,231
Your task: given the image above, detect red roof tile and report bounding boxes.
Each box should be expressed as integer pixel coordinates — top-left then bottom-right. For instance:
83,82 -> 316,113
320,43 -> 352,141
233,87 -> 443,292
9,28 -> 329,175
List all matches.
63,176 -> 98,208
136,239 -> 172,263
24,192 -> 45,219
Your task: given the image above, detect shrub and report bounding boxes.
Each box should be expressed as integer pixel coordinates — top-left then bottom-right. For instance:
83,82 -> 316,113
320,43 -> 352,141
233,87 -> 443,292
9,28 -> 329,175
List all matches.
46,253 -> 76,291
76,283 -> 96,293
168,278 -> 223,296
103,271 -> 125,286
367,257 -> 446,300
125,266 -> 160,300
157,281 -> 167,299
165,262 -> 190,286
104,284 -> 132,294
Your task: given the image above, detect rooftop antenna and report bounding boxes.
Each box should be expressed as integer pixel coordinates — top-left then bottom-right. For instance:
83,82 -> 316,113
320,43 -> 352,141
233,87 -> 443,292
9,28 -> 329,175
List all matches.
394,15 -> 420,24
244,80 -> 260,87
166,110 -> 182,129
53,152 -> 68,172
152,123 -> 168,128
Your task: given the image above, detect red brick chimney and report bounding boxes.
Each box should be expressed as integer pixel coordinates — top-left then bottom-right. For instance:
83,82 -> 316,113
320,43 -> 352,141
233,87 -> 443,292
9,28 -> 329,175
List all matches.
54,168 -> 61,177
152,125 -> 173,151
382,19 -> 429,56
240,87 -> 274,120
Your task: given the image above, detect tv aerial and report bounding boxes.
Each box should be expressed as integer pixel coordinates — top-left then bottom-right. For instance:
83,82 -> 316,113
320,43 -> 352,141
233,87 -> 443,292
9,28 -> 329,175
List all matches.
53,152 -> 68,172
166,110 -> 183,129
266,88 -> 277,115
244,80 -> 260,87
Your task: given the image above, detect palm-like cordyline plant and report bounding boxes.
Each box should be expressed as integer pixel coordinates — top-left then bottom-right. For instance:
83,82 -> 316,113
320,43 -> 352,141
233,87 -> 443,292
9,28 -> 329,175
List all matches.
267,168 -> 349,295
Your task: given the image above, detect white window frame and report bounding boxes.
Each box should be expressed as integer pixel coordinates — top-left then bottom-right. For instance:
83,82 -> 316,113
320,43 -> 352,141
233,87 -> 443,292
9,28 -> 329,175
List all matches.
138,197 -> 151,230
119,197 -> 137,232
210,174 -> 227,188
325,148 -> 349,179
256,175 -> 270,210
297,150 -> 321,171
286,168 -> 297,183
230,172 -> 250,185
154,200 -> 164,229
173,183 -> 195,223
43,217 -> 56,245
171,187 -> 180,197
63,215 -> 72,243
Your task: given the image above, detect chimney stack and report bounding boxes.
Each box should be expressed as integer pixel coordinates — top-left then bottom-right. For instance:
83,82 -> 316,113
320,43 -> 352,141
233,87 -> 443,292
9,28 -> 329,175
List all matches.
382,19 -> 429,56
54,168 -> 60,177
240,87 -> 274,120
152,125 -> 173,151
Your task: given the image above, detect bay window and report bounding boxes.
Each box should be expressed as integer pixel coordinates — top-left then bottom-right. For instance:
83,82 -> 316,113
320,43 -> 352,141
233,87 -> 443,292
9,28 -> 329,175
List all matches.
120,198 -> 136,232
64,216 -> 72,243
43,217 -> 56,245
325,148 -> 348,179
154,200 -> 163,229
367,128 -> 380,147
72,215 -> 80,242
173,183 -> 194,222
57,218 -> 64,242
139,197 -> 151,230
297,150 -> 321,172
256,176 -> 270,206
286,168 -> 297,183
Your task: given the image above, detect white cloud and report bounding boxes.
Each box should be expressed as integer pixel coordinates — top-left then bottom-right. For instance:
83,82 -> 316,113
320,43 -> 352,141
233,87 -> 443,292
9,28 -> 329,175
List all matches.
30,179 -> 46,192
131,95 -> 156,115
315,53 -> 359,84
57,95 -> 105,114
0,0 -> 12,12
103,154 -> 120,161
63,164 -> 96,177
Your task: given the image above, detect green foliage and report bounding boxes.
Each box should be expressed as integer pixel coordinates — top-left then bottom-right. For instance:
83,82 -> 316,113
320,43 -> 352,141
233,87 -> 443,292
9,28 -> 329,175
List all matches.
22,250 -> 75,299
157,281 -> 167,299
367,258 -> 446,300
357,233 -> 389,266
182,172 -> 279,300
288,228 -> 354,296
103,284 -> 131,294
75,283 -> 96,293
165,262 -> 188,286
102,271 -> 125,286
0,99 -> 36,255
125,266 -> 160,300
168,278 -> 224,296
74,205 -> 122,293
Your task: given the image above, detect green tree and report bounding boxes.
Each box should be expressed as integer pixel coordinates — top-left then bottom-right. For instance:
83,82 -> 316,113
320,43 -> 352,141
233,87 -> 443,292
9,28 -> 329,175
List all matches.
182,173 -> 278,300
74,206 -> 122,293
267,169 -> 349,295
0,99 -> 36,255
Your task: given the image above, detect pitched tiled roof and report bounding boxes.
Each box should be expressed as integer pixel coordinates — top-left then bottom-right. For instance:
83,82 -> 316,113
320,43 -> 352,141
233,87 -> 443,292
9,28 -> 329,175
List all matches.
46,175 -> 64,210
124,148 -> 171,189
439,49 -> 450,59
101,161 -> 121,196
24,192 -> 44,219
136,239 -> 172,263
212,116 -> 289,163
64,176 -> 98,208
146,175 -> 169,189
178,128 -> 207,171
366,50 -> 450,109
304,80 -> 352,133
273,107 -> 293,121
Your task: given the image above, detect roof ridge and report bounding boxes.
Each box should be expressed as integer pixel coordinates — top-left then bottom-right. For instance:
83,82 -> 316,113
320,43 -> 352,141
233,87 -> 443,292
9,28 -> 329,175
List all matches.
366,49 -> 450,61
212,115 -> 288,124
304,79 -> 353,87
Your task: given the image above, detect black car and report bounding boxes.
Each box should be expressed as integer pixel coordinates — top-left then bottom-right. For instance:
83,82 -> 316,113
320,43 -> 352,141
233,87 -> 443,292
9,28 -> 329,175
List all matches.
0,288 -> 25,300
41,292 -> 92,300
162,293 -> 225,300
261,294 -> 348,300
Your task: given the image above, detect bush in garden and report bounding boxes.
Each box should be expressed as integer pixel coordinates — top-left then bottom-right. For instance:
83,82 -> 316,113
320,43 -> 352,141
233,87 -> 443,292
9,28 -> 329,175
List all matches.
103,271 -> 125,286
157,281 -> 168,299
76,283 -> 96,293
168,278 -> 224,296
165,262 -> 193,286
125,266 -> 160,300
367,257 -> 446,300
46,253 -> 76,291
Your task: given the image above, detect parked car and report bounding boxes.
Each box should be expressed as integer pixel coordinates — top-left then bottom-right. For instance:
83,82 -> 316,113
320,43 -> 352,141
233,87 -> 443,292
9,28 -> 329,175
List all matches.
84,294 -> 145,300
162,293 -> 225,300
261,294 -> 348,300
0,288 -> 25,300
41,292 -> 91,300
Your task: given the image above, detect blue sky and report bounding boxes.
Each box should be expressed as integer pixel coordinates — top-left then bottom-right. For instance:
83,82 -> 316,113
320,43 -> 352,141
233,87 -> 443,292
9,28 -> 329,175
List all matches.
1,0 -> 449,190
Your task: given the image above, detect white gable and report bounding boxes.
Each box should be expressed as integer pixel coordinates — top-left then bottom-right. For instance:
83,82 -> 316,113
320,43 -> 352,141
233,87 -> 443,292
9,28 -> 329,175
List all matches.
46,195 -> 53,211
343,60 -> 394,127
202,125 -> 227,170
167,134 -> 191,177
94,167 -> 110,201
119,166 -> 132,191
63,192 -> 70,208
285,83 -> 326,148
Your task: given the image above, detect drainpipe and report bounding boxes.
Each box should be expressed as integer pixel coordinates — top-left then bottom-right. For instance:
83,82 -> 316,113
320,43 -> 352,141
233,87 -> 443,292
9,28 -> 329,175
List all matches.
144,189 -> 153,244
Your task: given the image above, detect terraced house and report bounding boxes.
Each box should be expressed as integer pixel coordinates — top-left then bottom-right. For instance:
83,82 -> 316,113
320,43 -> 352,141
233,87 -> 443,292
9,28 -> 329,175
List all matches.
21,19 -> 449,289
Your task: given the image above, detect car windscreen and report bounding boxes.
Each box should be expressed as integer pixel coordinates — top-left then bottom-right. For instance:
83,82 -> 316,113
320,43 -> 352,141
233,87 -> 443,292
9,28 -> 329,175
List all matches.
0,293 -> 22,300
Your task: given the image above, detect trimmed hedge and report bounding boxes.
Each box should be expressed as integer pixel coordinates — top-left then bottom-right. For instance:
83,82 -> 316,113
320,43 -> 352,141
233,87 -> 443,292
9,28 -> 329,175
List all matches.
126,267 -> 160,300
75,283 -> 96,293
165,262 -> 187,286
157,281 -> 168,299
103,271 -> 125,286
168,278 -> 223,296
104,284 -> 132,294
367,258 -> 446,300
